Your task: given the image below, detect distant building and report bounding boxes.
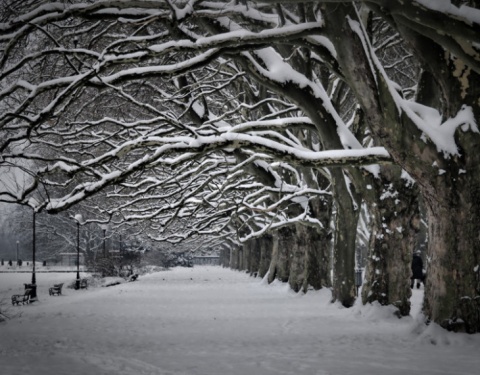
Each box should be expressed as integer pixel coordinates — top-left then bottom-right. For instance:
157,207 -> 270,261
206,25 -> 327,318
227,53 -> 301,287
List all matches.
192,256 -> 220,266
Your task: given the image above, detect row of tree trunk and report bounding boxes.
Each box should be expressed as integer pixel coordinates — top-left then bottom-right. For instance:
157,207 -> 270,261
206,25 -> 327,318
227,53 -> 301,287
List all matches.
219,208 -> 416,318
222,2 -> 480,334
218,156 -> 479,332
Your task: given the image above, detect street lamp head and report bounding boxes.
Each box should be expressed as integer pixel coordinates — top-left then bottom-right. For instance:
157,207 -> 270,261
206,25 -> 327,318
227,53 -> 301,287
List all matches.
99,223 -> 112,231
74,214 -> 84,225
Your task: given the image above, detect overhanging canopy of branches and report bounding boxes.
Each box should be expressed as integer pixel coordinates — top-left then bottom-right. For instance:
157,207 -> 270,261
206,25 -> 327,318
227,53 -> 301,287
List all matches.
1,0 -> 479,241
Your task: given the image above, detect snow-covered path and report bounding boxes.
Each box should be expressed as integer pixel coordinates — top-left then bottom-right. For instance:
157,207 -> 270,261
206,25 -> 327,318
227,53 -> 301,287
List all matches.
0,267 -> 479,375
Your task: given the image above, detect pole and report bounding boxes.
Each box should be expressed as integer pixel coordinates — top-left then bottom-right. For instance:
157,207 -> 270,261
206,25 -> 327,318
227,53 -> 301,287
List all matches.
103,229 -> 106,257
31,211 -> 37,301
32,211 -> 36,285
16,241 -> 19,263
76,221 -> 80,290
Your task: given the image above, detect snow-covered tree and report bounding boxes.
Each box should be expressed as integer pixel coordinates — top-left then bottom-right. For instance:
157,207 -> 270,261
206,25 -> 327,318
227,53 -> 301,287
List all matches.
1,0 -> 479,332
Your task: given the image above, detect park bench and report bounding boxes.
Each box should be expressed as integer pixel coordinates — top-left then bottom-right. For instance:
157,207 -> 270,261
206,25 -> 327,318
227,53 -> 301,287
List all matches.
73,278 -> 88,290
78,278 -> 88,289
11,288 -> 33,306
49,283 -> 64,296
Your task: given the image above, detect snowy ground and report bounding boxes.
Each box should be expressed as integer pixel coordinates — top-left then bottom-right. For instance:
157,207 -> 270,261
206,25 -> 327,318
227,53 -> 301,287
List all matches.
0,266 -> 479,375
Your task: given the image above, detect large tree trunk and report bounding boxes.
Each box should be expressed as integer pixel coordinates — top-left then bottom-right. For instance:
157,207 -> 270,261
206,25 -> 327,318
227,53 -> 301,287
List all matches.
421,168 -> 480,332
325,2 -> 480,331
330,168 -> 361,307
241,242 -> 250,273
288,225 -> 308,292
238,248 -> 244,271
289,221 -> 332,293
287,189 -> 333,292
362,166 -> 420,316
396,16 -> 480,332
258,234 -> 273,278
303,171 -> 334,291
267,227 -> 293,284
230,246 -> 240,270
248,238 -> 261,276
269,221 -> 332,292
240,238 -> 262,276
219,247 -> 230,267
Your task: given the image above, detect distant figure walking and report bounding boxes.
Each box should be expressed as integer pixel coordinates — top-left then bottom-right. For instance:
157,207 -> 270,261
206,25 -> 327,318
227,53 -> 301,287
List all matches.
411,251 -> 425,289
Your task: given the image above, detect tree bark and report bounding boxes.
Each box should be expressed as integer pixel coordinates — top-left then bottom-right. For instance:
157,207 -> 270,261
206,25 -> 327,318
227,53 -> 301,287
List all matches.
219,247 -> 230,267
230,247 -> 240,270
330,168 -> 361,307
258,234 -> 273,278
248,238 -> 261,276
305,195 -> 334,290
267,226 -> 293,283
289,220 -> 332,293
362,166 -> 420,316
421,170 -> 480,332
325,2 -> 480,331
394,10 -> 480,332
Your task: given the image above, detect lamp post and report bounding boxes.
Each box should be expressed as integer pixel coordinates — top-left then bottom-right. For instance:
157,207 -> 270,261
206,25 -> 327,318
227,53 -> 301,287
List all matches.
32,211 -> 36,284
74,214 -> 84,290
99,224 -> 111,258
102,228 -> 106,257
31,211 -> 37,300
16,240 -> 19,263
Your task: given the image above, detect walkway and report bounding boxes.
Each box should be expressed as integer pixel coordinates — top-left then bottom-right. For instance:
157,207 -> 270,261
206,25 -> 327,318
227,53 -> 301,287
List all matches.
0,267 -> 478,375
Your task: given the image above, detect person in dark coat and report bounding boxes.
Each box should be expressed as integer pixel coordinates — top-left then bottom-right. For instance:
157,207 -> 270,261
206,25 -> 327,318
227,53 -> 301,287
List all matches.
411,250 -> 425,289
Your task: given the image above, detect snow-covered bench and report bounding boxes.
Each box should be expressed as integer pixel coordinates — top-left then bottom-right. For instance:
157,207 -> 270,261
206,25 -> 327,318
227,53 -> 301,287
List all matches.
79,278 -> 88,289
49,283 -> 64,296
11,288 -> 33,305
